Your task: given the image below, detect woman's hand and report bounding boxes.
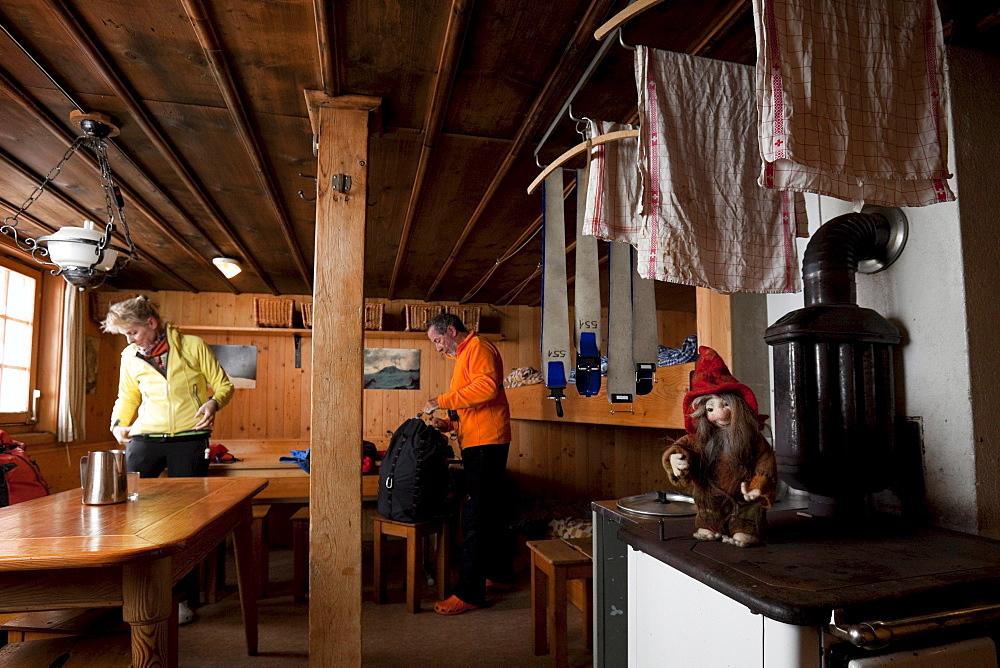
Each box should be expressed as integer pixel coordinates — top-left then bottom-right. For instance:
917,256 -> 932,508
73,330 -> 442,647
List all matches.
194,398 -> 218,429
112,425 -> 132,446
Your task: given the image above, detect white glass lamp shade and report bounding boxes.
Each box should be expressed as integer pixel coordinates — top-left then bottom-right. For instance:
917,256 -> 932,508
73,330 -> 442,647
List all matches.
41,224 -> 104,270
212,257 -> 242,279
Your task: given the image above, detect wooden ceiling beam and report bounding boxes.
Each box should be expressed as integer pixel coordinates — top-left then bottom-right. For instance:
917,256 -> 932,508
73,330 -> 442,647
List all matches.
459,176 -> 575,304
43,0 -> 279,294
423,0 -> 619,301
387,0 -> 474,299
0,160 -> 198,292
0,64 -> 237,294
180,0 -> 312,287
312,0 -> 345,97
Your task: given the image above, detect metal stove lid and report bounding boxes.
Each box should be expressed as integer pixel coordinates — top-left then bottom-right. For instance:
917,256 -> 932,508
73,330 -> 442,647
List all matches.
617,491 -> 696,517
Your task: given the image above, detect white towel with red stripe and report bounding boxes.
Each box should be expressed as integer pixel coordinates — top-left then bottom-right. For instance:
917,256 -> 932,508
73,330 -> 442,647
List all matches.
634,46 -> 804,294
754,0 -> 954,207
582,120 -> 642,245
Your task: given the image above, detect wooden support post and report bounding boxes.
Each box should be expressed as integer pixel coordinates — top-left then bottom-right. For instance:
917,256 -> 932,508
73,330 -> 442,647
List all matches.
695,287 -> 732,363
305,90 -> 380,668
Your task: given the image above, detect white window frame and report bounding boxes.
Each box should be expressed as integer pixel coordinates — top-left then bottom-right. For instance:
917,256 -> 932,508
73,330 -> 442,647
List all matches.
0,255 -> 41,425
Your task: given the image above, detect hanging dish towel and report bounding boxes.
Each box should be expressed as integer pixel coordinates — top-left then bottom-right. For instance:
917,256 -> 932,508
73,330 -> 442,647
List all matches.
635,46 -> 804,294
754,0 -> 954,207
583,120 -> 643,245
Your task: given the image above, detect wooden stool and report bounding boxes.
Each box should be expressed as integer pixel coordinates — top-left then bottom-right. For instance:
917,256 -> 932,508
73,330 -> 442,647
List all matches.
372,515 -> 450,613
291,506 -> 310,602
251,504 -> 271,599
527,537 -> 594,667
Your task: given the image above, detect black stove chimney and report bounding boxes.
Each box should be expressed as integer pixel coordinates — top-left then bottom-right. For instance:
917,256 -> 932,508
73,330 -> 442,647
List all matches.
764,208 -> 907,517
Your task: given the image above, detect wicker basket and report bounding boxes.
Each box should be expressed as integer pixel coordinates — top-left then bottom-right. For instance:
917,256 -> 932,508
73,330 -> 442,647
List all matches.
301,302 -> 313,329
254,298 -> 294,328
89,292 -> 137,325
404,304 -> 444,331
364,302 -> 384,331
446,305 -> 481,332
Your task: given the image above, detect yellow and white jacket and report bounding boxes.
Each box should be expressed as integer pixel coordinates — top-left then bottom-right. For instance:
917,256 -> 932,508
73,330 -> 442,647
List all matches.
110,324 -> 234,436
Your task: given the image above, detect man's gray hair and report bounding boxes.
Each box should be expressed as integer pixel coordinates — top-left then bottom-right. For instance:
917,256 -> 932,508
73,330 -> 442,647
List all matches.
426,312 -> 468,334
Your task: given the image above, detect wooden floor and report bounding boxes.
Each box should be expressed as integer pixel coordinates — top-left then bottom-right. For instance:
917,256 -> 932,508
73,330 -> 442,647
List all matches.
175,542 -> 592,667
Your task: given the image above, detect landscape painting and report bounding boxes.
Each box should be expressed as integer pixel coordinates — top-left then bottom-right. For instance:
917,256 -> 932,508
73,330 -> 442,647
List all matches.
209,344 -> 258,389
364,348 -> 420,390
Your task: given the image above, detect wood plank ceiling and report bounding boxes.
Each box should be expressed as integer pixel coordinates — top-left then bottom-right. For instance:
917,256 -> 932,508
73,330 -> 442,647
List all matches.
0,0 -> 997,308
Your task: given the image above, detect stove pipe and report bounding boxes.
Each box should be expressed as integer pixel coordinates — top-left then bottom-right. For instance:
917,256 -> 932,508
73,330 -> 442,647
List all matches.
764,209 -> 907,517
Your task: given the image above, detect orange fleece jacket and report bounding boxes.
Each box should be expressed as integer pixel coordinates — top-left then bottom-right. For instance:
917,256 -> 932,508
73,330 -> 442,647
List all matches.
436,332 -> 511,449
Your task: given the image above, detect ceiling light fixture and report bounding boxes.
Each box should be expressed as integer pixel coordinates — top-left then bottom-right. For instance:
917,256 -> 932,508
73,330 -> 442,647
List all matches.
212,257 -> 242,279
1,110 -> 137,290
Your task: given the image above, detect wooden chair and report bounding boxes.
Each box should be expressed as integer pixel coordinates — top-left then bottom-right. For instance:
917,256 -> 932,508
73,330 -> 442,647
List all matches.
527,537 -> 594,667
251,505 -> 272,599
372,515 -> 450,613
291,506 -> 310,602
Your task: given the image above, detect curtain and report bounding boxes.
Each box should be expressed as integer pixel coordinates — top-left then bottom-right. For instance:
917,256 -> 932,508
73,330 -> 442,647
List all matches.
57,285 -> 85,442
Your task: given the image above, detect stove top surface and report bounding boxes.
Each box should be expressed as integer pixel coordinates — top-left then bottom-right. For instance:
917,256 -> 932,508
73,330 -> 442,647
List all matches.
619,509 -> 1000,626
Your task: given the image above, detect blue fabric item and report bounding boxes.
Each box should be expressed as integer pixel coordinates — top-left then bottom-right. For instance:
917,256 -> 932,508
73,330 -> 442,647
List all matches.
658,334 -> 698,366
279,448 -> 310,474
567,334 -> 697,384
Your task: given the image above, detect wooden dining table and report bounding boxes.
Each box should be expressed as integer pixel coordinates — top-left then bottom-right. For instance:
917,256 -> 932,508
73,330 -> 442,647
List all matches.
0,476 -> 267,668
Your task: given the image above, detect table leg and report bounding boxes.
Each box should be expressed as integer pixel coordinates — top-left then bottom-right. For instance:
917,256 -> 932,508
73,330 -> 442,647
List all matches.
551,566 -> 568,667
531,558 -> 547,655
373,521 -> 385,603
233,517 -> 260,656
436,523 -> 450,600
406,529 -> 419,613
583,578 -> 593,650
123,557 -> 173,668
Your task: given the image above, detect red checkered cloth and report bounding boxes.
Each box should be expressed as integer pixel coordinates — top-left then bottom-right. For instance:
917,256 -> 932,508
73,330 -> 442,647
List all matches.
634,46 -> 804,294
583,119 -> 643,245
754,0 -> 954,207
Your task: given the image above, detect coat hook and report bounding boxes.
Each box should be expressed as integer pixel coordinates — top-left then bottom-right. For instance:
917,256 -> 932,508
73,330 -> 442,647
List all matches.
297,173 -> 317,202
618,27 -> 636,51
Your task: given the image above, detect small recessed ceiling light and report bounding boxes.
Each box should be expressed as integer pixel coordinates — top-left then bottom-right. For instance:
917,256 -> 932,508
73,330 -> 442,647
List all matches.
212,257 -> 242,279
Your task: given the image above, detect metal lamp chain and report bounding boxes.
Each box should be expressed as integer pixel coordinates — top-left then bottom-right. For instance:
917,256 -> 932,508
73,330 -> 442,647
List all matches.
3,136 -> 86,227
0,136 -> 87,255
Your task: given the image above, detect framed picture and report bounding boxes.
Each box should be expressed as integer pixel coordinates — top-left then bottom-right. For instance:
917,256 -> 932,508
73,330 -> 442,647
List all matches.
208,344 -> 258,389
364,348 -> 420,390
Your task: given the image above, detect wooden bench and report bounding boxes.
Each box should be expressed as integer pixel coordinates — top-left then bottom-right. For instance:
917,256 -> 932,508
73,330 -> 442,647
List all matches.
0,608 -> 121,643
0,632 -> 130,667
527,537 -> 594,667
372,515 -> 451,613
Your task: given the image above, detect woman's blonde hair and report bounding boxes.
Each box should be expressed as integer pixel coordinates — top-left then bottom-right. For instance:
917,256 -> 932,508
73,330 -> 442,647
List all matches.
101,296 -> 162,334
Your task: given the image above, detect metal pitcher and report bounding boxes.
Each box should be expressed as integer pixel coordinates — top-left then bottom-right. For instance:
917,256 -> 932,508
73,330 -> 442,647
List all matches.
80,449 -> 128,505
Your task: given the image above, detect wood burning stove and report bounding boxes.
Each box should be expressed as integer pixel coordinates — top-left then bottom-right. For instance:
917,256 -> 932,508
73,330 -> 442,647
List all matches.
765,207 -> 908,517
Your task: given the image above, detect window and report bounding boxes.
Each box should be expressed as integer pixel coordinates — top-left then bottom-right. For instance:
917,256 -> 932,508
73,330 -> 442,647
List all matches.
0,256 -> 40,424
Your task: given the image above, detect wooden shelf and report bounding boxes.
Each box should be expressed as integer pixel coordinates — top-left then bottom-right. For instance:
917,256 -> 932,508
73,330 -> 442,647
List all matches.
507,362 -> 693,429
177,325 -> 503,340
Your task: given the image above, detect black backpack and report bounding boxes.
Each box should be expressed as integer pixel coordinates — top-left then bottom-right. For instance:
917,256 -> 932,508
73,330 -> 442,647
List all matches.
377,417 -> 452,522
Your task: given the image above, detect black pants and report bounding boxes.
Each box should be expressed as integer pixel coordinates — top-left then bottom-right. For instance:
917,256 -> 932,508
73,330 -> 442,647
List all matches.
454,442 -> 514,606
126,433 -> 210,605
126,434 -> 210,478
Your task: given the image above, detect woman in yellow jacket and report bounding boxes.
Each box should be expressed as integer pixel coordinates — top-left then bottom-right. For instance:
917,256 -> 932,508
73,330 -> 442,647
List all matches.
423,313 -> 512,615
103,296 -> 233,478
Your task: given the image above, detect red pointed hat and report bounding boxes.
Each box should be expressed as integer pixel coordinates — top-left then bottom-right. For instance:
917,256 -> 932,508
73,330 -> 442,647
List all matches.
682,346 -> 761,433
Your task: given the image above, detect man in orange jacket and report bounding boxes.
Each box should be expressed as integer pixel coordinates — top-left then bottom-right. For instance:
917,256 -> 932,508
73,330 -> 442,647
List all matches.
423,313 -> 513,615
